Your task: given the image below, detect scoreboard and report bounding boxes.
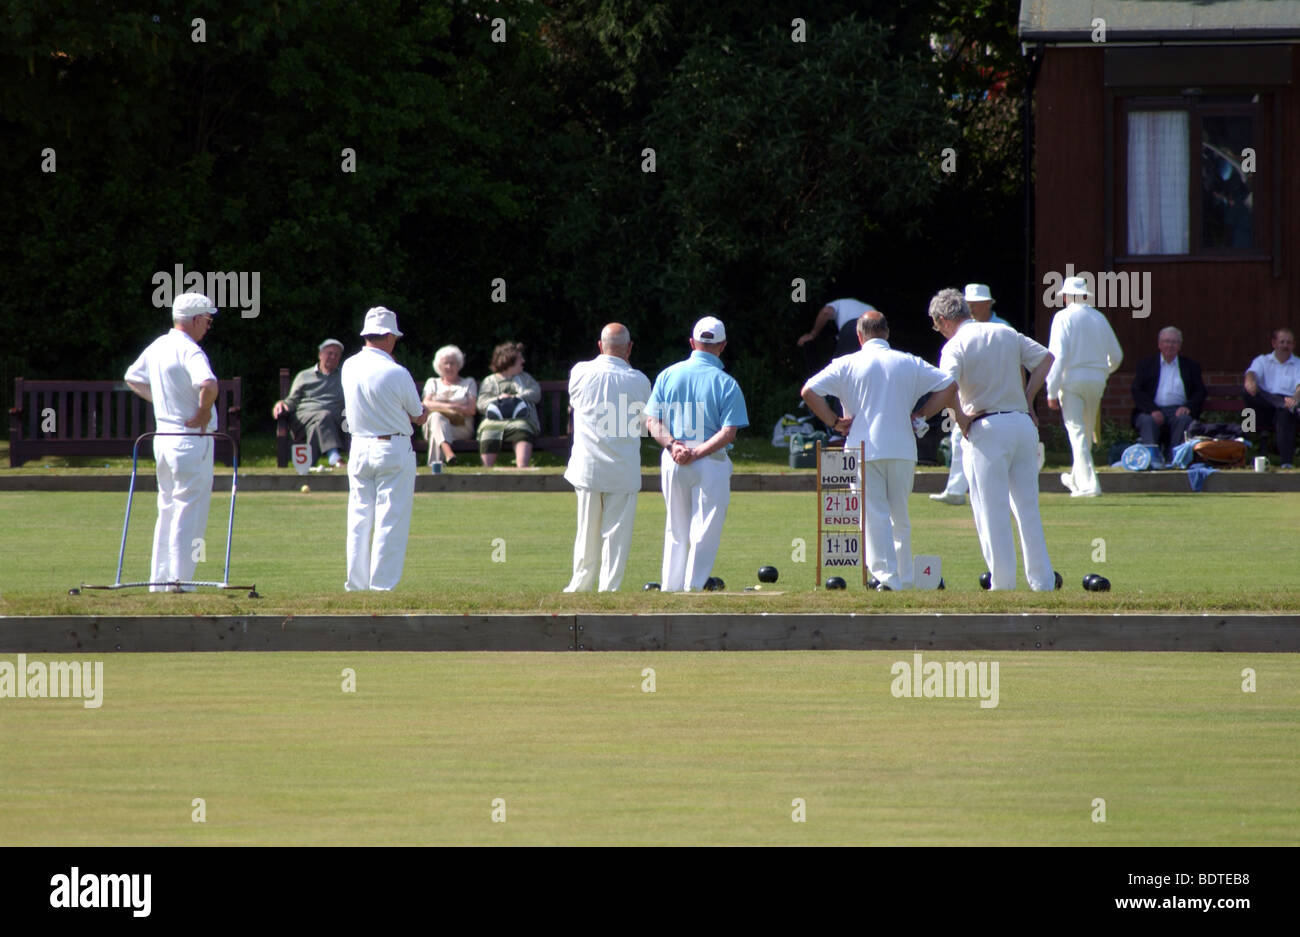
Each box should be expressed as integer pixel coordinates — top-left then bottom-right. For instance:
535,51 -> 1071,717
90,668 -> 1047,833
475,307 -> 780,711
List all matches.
816,442 -> 866,585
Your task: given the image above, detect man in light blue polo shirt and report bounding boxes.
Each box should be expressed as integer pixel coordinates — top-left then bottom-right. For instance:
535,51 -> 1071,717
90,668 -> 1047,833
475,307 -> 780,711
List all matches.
644,316 -> 749,592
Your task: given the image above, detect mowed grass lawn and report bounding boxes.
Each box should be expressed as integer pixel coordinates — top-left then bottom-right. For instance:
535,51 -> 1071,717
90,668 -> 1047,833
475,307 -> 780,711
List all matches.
1,490 -> 1300,613
0,651 -> 1295,845
2,491 -> 1297,845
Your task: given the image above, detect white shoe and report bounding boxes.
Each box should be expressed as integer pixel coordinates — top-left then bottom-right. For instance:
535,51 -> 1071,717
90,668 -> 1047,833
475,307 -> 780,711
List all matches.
929,492 -> 966,505
1071,488 -> 1101,498
1059,472 -> 1077,493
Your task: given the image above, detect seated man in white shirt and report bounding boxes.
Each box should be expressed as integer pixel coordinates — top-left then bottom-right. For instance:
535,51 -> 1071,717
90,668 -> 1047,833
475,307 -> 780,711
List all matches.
1243,328 -> 1300,468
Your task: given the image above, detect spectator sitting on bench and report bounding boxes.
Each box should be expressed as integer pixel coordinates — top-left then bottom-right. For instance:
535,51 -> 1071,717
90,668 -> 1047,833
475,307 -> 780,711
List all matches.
421,344 -> 477,469
477,341 -> 541,469
1131,326 -> 1205,462
1243,327 -> 1300,468
272,338 -> 348,468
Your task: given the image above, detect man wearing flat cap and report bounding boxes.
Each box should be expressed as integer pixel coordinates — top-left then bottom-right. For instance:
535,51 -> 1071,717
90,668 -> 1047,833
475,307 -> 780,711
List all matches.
273,338 -> 349,468
340,307 -> 428,591
124,292 -> 220,592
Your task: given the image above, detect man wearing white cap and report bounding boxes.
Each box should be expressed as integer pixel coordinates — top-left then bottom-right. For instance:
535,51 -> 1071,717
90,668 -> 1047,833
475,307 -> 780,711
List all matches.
1046,277 -> 1123,497
124,292 -> 220,592
801,310 -> 956,590
929,288 -> 1056,590
645,316 -> 749,591
932,283 -> 1011,506
273,338 -> 348,468
340,307 -> 428,591
563,322 -> 652,592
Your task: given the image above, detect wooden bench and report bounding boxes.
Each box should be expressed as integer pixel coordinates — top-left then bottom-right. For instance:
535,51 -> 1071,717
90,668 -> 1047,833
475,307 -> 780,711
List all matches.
275,369 -> 571,466
8,377 -> 242,467
1200,381 -> 1247,418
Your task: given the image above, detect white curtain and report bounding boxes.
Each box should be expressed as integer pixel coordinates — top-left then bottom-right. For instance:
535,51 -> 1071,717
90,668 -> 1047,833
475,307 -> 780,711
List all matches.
1127,111 -> 1189,255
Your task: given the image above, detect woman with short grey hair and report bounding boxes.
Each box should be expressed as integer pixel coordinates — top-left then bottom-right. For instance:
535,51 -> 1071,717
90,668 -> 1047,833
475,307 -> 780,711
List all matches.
422,344 -> 477,468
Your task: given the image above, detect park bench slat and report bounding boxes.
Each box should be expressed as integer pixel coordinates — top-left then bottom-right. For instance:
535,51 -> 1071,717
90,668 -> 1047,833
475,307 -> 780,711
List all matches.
8,377 -> 242,467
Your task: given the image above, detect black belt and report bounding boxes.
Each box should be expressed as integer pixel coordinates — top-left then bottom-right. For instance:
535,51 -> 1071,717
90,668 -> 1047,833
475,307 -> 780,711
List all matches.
971,410 -> 1019,421
360,434 -> 395,440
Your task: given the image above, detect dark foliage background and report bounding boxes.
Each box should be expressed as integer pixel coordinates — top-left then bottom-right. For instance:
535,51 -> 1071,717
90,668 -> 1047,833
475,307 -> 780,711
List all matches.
0,0 -> 1028,434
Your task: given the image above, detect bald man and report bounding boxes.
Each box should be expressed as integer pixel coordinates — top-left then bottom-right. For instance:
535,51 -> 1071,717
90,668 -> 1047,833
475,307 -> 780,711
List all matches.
802,310 -> 955,591
562,323 -> 653,591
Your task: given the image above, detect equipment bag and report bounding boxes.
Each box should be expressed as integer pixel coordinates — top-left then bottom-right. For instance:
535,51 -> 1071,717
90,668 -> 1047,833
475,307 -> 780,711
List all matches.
1192,438 -> 1247,468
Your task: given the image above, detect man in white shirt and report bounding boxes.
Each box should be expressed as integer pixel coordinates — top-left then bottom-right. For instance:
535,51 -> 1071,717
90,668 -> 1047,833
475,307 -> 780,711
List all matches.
1244,328 -> 1300,468
124,292 -> 220,592
929,288 -> 1056,591
1045,277 -> 1123,497
801,311 -> 956,591
932,283 -> 1013,506
797,298 -> 875,348
562,323 -> 652,592
340,307 -> 428,591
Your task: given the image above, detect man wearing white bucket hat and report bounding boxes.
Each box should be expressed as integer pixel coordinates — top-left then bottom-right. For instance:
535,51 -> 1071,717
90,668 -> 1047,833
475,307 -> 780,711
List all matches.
931,283 -> 1011,506
124,292 -> 220,592
340,306 -> 428,590
1045,276 -> 1123,498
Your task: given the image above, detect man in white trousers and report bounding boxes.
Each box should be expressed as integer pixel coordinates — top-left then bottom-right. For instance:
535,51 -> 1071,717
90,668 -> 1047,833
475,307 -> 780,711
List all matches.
340,306 -> 428,591
1046,276 -> 1123,497
644,316 -> 749,592
125,292 -> 221,592
929,288 -> 1056,590
801,310 -> 957,591
563,322 -> 652,592
932,283 -> 1012,506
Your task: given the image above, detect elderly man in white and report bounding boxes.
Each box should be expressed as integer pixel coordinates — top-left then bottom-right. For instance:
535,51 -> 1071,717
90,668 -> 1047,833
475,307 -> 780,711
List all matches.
932,283 -> 1013,506
340,307 -> 428,591
562,323 -> 652,592
124,292 -> 220,592
929,287 -> 1056,591
1243,327 -> 1300,468
801,310 -> 957,591
1046,276 -> 1124,497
